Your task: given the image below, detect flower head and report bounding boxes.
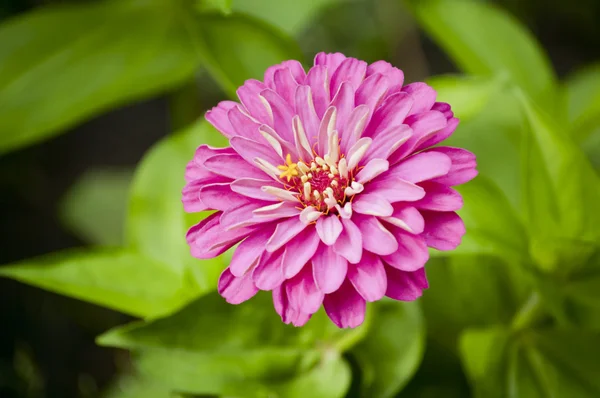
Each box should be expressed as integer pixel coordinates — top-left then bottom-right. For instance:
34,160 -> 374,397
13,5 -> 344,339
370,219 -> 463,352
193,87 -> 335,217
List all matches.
183,53 -> 477,328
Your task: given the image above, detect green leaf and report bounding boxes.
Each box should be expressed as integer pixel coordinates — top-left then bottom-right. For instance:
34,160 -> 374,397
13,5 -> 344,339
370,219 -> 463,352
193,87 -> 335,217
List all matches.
351,301 -> 425,398
127,120 -> 227,291
563,63 -> 600,139
427,75 -> 501,122
194,13 -> 304,97
518,91 -> 600,245
231,0 -> 340,35
422,256 -> 528,351
0,249 -> 193,318
101,374 -> 172,398
59,168 -> 133,246
98,292 -> 360,396
0,0 -> 200,154
453,176 -> 528,260
460,328 -> 600,398
408,0 -> 557,107
196,0 -> 232,14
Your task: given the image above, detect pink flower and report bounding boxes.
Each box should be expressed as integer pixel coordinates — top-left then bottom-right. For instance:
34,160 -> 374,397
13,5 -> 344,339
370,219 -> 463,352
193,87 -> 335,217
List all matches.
183,53 -> 477,328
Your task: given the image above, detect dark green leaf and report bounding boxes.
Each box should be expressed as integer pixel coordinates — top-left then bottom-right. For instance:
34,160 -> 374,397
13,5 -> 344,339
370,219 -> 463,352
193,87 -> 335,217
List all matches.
408,0 -> 557,107
127,121 -> 228,292
195,13 -> 304,97
59,168 -> 133,246
351,301 -> 425,398
0,249 -> 193,317
563,63 -> 600,140
0,0 -> 200,153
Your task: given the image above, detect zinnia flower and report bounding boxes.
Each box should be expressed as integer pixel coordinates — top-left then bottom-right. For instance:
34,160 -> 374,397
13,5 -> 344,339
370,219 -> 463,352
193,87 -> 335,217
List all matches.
183,53 -> 477,328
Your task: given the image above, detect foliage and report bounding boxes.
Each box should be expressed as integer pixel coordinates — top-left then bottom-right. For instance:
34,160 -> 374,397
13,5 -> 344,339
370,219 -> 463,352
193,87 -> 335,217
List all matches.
1,0 -> 600,397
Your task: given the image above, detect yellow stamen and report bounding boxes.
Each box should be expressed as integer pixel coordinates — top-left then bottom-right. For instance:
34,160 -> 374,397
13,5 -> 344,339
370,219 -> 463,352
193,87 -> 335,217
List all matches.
277,154 -> 299,182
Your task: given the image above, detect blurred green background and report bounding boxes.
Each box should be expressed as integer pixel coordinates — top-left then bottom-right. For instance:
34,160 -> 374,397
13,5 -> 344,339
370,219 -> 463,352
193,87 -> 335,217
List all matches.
1,0 -> 600,397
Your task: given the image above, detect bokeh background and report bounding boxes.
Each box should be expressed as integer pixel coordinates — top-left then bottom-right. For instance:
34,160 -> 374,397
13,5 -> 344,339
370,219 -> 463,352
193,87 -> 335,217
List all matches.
1,0 -> 600,397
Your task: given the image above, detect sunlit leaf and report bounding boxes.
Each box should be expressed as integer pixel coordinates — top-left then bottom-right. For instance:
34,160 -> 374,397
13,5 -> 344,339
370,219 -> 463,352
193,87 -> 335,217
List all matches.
408,0 -> 557,107
59,168 -> 133,246
0,249 -> 193,318
127,121 -> 227,292
0,0 -> 200,153
563,63 -> 600,139
351,301 -> 425,398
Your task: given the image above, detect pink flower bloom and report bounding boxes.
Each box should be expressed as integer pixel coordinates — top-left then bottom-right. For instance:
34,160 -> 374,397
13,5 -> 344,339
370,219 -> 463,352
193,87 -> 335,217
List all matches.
183,53 -> 477,328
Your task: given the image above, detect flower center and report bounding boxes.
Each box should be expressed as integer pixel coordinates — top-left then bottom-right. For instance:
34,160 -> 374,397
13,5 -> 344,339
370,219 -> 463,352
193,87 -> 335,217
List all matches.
278,153 -> 363,213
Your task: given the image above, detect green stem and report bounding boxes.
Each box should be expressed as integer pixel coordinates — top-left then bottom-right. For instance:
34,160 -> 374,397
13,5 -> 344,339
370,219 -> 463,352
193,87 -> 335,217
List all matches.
511,292 -> 544,331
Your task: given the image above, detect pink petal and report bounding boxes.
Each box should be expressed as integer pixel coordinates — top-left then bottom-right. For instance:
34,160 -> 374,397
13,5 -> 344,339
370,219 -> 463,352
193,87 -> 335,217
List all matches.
366,177 -> 425,203
182,180 -> 209,212
364,92 -> 413,139
355,73 -> 390,120
427,147 -> 478,186
204,154 -> 265,180
323,279 -> 366,328
312,244 -> 348,294
199,183 -> 249,211
330,82 -> 355,135
316,215 -> 343,246
347,252 -> 387,302
273,284 -> 312,327
329,57 -> 367,98
282,227 -> 321,279
352,193 -> 393,217
185,145 -> 234,182
230,136 -> 282,167
340,105 -> 369,154
421,211 -> 466,251
282,60 -> 307,84
205,101 -> 238,138
259,89 -> 295,142
318,106 -> 337,156
363,125 -> 412,163
305,65 -> 330,118
218,268 -> 258,304
366,60 -> 404,90
401,82 -> 437,116
187,213 -> 254,259
274,67 -> 299,106
286,264 -> 324,314
385,266 -> 428,301
220,201 -> 265,230
236,79 -> 271,124
266,216 -> 307,252
252,249 -> 285,290
353,215 -> 398,256
334,218 -> 363,264
416,117 -> 459,151
388,151 -> 452,183
314,52 -> 347,71
230,178 -> 280,202
227,105 -> 262,142
253,201 -> 300,220
382,227 -> 429,271
382,204 -> 425,234
355,159 -> 389,183
229,229 -> 272,277
294,86 -> 320,147
413,182 -> 464,212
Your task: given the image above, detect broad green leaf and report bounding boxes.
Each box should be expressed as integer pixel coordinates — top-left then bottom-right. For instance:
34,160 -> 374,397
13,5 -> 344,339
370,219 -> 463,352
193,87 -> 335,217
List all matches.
269,352 -> 351,398
101,374 -> 172,398
0,0 -> 200,154
408,0 -> 557,107
194,13 -> 304,97
196,0 -> 232,14
453,176 -> 529,261
351,301 -> 424,398
59,168 -> 133,246
98,292 -> 361,396
444,90 -> 523,210
427,75 -> 500,122
461,328 -> 600,398
563,63 -> 600,140
518,92 -> 600,245
0,249 -> 193,318
127,120 -> 227,291
232,0 -> 341,35
422,256 -> 528,351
